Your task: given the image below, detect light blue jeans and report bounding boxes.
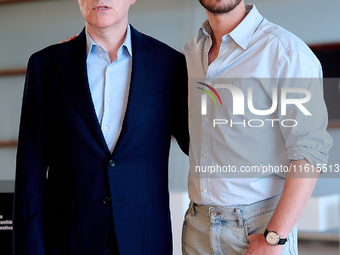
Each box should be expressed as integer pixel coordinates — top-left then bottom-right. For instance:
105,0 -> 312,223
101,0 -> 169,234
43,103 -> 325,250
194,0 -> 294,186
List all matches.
182,195 -> 298,255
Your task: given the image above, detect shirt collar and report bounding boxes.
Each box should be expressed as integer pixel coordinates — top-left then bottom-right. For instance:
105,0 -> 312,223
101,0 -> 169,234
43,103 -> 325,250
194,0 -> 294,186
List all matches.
85,24 -> 133,58
197,4 -> 264,50
197,19 -> 212,42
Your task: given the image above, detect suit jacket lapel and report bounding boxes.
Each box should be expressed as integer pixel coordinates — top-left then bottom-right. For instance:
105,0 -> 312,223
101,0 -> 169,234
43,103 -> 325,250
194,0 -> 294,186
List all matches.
113,26 -> 161,155
53,29 -> 110,154
52,26 -> 161,156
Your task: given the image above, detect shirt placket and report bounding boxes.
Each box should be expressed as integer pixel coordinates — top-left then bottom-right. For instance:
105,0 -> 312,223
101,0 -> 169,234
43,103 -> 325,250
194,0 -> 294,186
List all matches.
200,37 -> 215,205
100,51 -> 114,147
200,36 -> 231,205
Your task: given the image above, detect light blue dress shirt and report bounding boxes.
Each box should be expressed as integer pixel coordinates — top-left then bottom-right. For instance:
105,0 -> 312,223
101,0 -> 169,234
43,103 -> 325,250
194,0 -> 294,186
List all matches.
183,5 -> 333,206
86,25 -> 132,153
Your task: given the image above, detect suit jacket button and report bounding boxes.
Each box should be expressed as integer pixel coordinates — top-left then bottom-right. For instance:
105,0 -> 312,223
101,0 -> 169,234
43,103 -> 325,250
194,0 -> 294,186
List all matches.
109,160 -> 115,167
102,197 -> 111,205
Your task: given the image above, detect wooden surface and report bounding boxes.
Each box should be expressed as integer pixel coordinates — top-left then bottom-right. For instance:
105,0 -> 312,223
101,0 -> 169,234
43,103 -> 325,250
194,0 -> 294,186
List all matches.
0,141 -> 18,148
0,69 -> 26,77
309,42 -> 340,51
0,0 -> 44,4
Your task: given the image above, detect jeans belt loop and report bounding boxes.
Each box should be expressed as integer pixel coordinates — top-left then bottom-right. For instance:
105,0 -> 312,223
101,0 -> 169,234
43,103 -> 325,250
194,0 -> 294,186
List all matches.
234,207 -> 244,228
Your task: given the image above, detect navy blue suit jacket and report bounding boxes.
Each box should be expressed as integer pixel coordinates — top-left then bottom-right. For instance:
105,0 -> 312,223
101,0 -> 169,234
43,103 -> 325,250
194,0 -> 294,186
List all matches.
13,26 -> 189,255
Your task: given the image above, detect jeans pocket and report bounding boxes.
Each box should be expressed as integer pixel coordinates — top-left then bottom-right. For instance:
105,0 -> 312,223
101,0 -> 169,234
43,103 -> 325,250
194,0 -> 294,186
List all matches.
243,220 -> 250,244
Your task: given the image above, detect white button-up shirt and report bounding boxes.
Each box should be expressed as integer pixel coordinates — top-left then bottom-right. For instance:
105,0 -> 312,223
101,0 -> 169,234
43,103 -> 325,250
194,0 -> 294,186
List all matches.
183,5 -> 333,206
86,25 -> 132,153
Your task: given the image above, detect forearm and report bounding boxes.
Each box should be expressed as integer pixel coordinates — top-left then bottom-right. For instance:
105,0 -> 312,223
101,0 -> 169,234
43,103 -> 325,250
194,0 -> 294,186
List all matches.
266,158 -> 319,237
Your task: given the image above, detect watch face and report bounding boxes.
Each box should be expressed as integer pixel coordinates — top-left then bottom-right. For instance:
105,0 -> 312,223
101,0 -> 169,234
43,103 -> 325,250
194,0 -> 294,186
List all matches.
266,231 -> 279,245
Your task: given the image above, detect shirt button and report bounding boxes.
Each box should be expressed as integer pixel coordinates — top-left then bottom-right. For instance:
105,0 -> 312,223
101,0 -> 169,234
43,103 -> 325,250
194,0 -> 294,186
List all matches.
102,197 -> 111,205
103,127 -> 108,131
107,97 -> 111,101
207,82 -> 212,85
98,47 -> 103,52
203,152 -> 208,158
107,68 -> 111,72
202,188 -> 208,193
109,160 -> 115,167
204,118 -> 209,122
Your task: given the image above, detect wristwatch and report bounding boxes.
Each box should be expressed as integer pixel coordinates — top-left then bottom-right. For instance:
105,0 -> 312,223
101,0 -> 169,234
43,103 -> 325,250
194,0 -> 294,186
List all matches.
264,229 -> 287,245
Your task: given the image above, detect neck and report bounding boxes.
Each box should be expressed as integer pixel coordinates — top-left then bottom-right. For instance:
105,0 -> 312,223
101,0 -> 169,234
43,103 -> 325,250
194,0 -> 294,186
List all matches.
206,2 -> 247,65
207,2 -> 247,46
86,19 -> 128,62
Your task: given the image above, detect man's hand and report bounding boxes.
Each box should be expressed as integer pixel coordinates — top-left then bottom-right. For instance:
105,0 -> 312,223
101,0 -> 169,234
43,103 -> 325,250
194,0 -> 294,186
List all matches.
245,159 -> 319,255
60,34 -> 78,43
245,233 -> 284,255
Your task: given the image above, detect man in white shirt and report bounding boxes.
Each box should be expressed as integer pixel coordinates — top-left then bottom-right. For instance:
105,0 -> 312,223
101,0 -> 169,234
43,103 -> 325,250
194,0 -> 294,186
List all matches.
182,1 -> 332,254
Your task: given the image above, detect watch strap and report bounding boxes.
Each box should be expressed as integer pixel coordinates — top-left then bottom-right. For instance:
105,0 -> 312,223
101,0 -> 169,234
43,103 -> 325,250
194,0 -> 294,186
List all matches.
278,238 -> 287,245
264,229 -> 269,237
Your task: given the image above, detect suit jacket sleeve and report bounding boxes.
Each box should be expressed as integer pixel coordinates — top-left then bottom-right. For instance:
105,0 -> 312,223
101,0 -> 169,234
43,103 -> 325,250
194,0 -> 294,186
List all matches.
170,53 -> 189,155
13,53 -> 48,255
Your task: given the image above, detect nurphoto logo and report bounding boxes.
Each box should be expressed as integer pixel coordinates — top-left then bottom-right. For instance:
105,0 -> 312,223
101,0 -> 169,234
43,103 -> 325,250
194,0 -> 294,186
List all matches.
196,81 -> 312,128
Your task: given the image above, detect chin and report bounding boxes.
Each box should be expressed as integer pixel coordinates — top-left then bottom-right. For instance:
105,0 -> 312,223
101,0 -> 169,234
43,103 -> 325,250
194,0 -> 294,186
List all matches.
91,20 -> 117,29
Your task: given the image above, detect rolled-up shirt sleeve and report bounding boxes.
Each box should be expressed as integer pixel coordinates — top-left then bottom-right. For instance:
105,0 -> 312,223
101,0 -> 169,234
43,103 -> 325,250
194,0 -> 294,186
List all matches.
276,51 -> 333,166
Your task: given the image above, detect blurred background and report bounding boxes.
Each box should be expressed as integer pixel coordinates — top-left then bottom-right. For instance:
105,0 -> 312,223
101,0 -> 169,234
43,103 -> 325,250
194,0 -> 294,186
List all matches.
0,0 -> 339,254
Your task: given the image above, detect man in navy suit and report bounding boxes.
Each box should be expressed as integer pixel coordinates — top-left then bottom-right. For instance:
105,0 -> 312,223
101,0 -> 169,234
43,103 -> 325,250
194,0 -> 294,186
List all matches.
12,0 -> 189,254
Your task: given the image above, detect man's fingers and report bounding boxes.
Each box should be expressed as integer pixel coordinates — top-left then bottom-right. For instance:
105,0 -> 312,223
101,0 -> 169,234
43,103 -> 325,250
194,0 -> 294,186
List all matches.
60,34 -> 79,44
60,37 -> 71,44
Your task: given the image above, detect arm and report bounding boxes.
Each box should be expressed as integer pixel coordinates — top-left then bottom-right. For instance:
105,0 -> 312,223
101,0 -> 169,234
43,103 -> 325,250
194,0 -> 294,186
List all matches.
170,53 -> 189,155
247,51 -> 332,254
13,54 -> 48,255
246,159 -> 319,255
266,159 -> 319,237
